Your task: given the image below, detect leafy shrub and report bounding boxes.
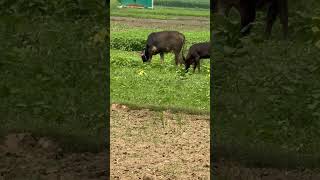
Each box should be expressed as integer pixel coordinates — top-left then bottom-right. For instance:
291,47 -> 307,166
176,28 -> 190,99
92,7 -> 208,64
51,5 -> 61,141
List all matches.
111,29 -> 210,51
0,0 -> 106,18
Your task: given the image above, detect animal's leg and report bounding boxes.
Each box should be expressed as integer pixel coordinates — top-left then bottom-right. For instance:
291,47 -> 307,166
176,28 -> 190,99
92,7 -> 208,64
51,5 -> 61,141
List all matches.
239,5 -> 256,36
193,56 -> 200,73
160,52 -> 164,64
225,6 -> 232,17
196,56 -> 201,73
278,0 -> 288,39
174,52 -> 180,66
265,3 -> 278,39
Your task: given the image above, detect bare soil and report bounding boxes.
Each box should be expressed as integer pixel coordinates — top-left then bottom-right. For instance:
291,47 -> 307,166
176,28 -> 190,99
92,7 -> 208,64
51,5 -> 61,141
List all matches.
110,16 -> 209,30
110,105 -> 320,180
110,104 -> 210,179
2,104 -> 318,179
0,133 -> 107,180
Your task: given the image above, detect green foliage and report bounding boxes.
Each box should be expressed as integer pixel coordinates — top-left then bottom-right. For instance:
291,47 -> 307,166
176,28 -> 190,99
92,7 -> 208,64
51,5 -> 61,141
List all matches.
290,11 -> 320,47
0,15 -> 108,152
212,6 -> 320,167
0,0 -> 106,18
154,0 -> 209,9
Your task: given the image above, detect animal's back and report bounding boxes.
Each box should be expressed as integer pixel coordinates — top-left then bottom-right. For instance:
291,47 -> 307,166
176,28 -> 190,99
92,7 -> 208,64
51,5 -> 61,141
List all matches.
147,31 -> 185,51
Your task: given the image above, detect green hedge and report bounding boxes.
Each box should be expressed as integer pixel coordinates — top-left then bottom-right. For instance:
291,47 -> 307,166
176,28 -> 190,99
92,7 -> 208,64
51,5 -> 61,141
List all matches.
154,0 -> 209,9
111,29 -> 210,51
0,0 -> 106,18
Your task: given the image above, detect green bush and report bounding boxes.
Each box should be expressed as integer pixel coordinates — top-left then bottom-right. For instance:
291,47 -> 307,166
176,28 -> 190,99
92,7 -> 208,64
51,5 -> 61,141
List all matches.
111,29 -> 210,51
154,0 -> 209,9
0,0 -> 106,18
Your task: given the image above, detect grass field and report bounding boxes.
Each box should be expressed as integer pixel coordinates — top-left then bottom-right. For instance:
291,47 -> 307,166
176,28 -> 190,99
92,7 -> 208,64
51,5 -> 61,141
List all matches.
212,6 -> 320,169
111,9 -> 210,113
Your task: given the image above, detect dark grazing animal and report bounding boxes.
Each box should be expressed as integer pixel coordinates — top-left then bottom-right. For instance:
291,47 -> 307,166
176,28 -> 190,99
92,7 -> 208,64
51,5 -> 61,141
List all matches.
140,31 -> 186,65
212,0 -> 288,38
184,42 -> 211,72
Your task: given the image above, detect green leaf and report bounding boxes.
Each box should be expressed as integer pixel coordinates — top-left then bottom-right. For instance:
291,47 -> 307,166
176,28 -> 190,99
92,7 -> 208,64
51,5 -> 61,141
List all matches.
315,40 -> 320,49
311,26 -> 320,33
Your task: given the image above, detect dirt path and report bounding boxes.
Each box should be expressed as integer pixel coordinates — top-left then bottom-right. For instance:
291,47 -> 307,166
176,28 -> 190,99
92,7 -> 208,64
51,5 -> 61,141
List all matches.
0,133 -> 107,180
110,104 -> 210,179
111,16 -> 209,30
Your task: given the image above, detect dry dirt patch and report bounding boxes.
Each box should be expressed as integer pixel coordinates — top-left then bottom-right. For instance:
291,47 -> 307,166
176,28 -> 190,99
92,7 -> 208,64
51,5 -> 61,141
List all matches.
110,104 -> 210,179
111,16 -> 209,30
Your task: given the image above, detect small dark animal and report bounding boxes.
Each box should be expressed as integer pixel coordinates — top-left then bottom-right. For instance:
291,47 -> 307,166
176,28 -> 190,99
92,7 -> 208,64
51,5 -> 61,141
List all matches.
184,42 -> 211,72
212,0 -> 288,38
141,31 -> 185,65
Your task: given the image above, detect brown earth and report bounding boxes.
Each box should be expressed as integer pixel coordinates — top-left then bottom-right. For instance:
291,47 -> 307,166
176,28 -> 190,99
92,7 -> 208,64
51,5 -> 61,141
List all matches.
110,16 -> 209,30
0,133 -> 107,180
1,104 -> 320,179
110,104 -> 210,179
109,104 -> 320,180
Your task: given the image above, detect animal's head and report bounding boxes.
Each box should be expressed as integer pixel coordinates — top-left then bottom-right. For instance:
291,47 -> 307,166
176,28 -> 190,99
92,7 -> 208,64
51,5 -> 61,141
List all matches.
184,57 -> 193,73
140,48 -> 149,62
212,0 -> 237,16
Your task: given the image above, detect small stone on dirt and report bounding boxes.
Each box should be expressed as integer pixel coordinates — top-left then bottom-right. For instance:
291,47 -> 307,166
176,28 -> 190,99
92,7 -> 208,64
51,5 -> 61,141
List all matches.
38,137 -> 58,151
143,174 -> 155,180
4,134 -> 20,152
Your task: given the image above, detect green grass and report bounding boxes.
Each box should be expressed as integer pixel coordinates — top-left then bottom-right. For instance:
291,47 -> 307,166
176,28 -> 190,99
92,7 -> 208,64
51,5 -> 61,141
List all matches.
0,15 -> 107,152
212,9 -> 320,168
111,49 -> 210,113
111,6 -> 209,19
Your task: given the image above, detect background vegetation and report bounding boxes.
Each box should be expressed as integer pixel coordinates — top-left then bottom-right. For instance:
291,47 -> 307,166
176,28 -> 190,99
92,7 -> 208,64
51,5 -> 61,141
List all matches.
111,0 -> 209,19
0,0 -> 108,152
154,0 -> 209,9
110,0 -> 210,113
212,0 -> 320,168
